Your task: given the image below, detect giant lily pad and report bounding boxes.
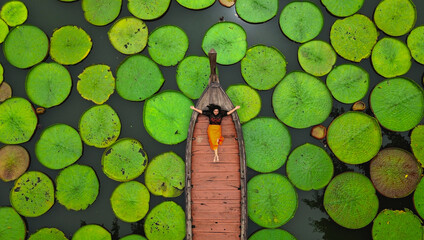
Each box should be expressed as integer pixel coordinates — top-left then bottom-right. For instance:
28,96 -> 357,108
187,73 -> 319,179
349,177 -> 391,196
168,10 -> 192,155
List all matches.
330,14 -> 378,62
50,26 -> 92,65
272,71 -> 332,129
0,97 -> 37,144
279,1 -> 323,43
128,0 -> 170,20
0,207 -> 26,240
370,148 -> 422,198
0,82 -> 11,102
116,54 -> 164,101
414,177 -> 424,219
108,17 -> 148,55
144,201 -> 185,240
102,138 -> 148,182
407,26 -> 424,65
3,25 -> 48,68
176,56 -> 210,99
77,64 -> 115,104
226,84 -> 261,123
321,0 -> 364,17
235,0 -> 278,23
10,171 -> 54,217
286,143 -> 333,191
72,225 -> 111,240
241,45 -> 287,90
202,22 -> 247,65
145,151 -> 185,198
327,112 -> 381,164
82,0 -> 122,26
28,228 -> 68,240
324,172 -> 379,229
148,25 -> 188,66
411,125 -> 424,164
120,235 -> 146,240
79,104 -> 121,148
243,117 -> 291,173
298,40 -> 336,77
110,181 -> 150,222
371,38 -> 411,78
370,78 -> 424,132
374,0 -> 416,37
26,62 -> 72,108
143,90 -> 192,145
0,1 -> 27,27
248,173 -> 297,228
0,19 -> 9,43
249,229 -> 296,240
176,0 -> 215,10
0,145 -> 29,182
35,124 -> 82,170
372,209 -> 422,240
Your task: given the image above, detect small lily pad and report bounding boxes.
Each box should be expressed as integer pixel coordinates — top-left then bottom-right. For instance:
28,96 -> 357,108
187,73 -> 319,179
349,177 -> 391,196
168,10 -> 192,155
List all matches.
249,229 -> 296,240
310,125 -> 327,140
241,45 -> 287,90
243,117 -> 291,173
111,181 -> 150,222
26,62 -> 72,108
77,64 -> 115,104
272,71 -> 332,129
0,145 -> 29,182
321,0 -> 364,17
0,1 -> 27,27
10,171 -> 54,217
143,90 -> 192,145
371,37 -> 411,78
226,84 -> 261,123
235,0 -> 278,23
82,0 -> 122,26
411,125 -> 424,164
29,228 -> 67,240
148,25 -> 189,66
176,56 -> 210,99
128,0 -> 170,20
352,101 -> 366,111
0,82 -> 12,102
370,78 -> 424,132
407,26 -> 424,65
50,26 -> 92,65
0,207 -> 26,240
202,22 -> 247,65
286,143 -> 333,191
324,172 -> 379,229
0,97 -> 37,144
298,40 -> 336,77
374,0 -> 416,37
0,19 -> 9,43
72,225 -> 111,240
144,201 -> 185,240
102,138 -> 148,182
176,0 -> 215,10
79,104 -> 121,148
279,1 -> 323,43
372,209 -> 422,240
108,17 -> 148,55
145,151 -> 185,198
120,235 -> 146,240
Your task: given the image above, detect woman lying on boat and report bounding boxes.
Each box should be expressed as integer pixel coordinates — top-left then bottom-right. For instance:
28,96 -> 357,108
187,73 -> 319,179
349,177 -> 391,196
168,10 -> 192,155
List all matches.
190,104 -> 240,162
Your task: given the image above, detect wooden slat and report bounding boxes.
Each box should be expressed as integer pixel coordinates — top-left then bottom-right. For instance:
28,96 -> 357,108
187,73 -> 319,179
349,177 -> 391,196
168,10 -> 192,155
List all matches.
191,162 -> 240,172
191,172 -> 240,181
191,190 -> 241,200
192,153 -> 240,163
192,203 -> 240,213
192,145 -> 239,154
191,199 -> 241,205
192,180 -> 240,190
192,210 -> 240,220
193,232 -> 240,240
192,223 -> 241,232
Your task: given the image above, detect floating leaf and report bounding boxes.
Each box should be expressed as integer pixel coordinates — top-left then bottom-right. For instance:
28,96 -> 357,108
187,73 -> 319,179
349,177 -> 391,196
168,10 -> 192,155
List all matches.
0,19 -> 9,43
298,40 -> 336,77
0,145 -> 29,182
371,38 -> 411,78
120,235 -> 146,240
0,63 -> 3,84
128,0 -> 170,20
176,56 -> 210,99
0,82 -> 12,102
249,229 -> 296,240
108,17 -> 148,55
321,0 -> 364,17
28,228 -> 67,240
50,26 -> 92,65
411,125 -> 424,164
414,177 -> 424,219
176,0 -> 215,10
407,26 -> 424,65
72,225 -> 111,240
82,0 -> 122,26
374,0 -> 416,37
372,209 -> 422,240
0,1 -> 27,27
0,207 -> 26,240
110,181 -> 150,222
226,84 -> 261,123
235,0 -> 278,23
219,0 -> 235,7
144,201 -> 185,240
310,125 -> 327,140
77,64 -> 115,104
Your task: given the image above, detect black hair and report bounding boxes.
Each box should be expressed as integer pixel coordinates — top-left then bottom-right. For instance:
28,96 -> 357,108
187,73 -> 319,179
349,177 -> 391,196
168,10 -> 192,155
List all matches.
206,104 -> 221,112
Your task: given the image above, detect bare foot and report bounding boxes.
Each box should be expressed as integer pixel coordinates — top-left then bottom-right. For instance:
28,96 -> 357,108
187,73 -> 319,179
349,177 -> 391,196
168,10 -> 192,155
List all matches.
216,155 -> 220,162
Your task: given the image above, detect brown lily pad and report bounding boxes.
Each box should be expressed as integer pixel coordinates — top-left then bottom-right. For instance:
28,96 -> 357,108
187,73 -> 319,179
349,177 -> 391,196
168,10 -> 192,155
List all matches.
311,125 -> 327,140
0,145 -> 30,182
219,0 -> 235,7
0,82 -> 12,102
352,101 -> 366,111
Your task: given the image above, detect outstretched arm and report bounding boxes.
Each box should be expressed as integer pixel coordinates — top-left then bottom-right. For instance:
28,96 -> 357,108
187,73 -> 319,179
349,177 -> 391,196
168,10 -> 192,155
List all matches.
227,106 -> 240,115
190,106 -> 202,114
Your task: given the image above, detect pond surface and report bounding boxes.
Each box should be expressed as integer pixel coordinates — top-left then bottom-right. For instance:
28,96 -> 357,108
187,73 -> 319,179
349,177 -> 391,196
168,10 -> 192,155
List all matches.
0,0 -> 423,239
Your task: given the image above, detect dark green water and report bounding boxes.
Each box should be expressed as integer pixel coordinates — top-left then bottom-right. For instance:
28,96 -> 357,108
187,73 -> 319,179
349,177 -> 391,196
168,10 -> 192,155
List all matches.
0,0 -> 423,239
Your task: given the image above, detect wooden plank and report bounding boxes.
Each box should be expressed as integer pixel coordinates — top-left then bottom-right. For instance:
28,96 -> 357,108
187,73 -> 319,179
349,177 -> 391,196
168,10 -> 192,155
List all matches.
191,199 -> 241,205
192,210 -> 240,220
192,203 -> 240,213
191,162 -> 240,172
192,145 -> 239,154
191,172 -> 240,181
192,222 -> 241,232
192,180 -> 240,190
191,190 -> 241,200
192,153 -> 240,163
193,231 -> 240,240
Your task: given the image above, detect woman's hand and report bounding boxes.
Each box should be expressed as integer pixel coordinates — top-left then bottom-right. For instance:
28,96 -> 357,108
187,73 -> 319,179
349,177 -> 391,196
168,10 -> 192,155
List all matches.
190,106 -> 195,110
235,105 -> 240,109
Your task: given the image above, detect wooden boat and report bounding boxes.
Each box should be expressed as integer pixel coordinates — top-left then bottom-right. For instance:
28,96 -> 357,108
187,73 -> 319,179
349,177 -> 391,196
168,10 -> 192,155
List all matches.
185,49 -> 247,240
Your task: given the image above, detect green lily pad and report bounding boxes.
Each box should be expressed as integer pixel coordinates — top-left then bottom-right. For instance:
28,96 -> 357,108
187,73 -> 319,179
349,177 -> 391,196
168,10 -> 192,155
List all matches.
148,25 -> 189,66
143,90 -> 192,145
176,56 -> 210,99
0,63 -> 3,84
248,173 -> 297,228
108,17 -> 148,55
79,104 -> 121,148
272,71 -> 332,129
111,181 -> 150,222
102,138 -> 148,182
243,117 -> 291,173
241,45 -> 287,90
411,125 -> 424,164
26,62 -> 72,108
28,228 -> 68,240
3,25 -> 48,68
324,172 -> 379,229
326,64 -> 369,104
226,84 -> 261,123
330,14 -> 378,62
10,171 -> 54,217
286,143 -> 333,191
235,0 -> 278,23
0,207 -> 26,240
374,0 -> 416,37
0,1 -> 27,27
321,0 -> 364,17
279,1 -> 323,43
128,0 -> 170,20
414,177 -> 424,219
371,38 -> 412,78
82,0 -> 122,26
77,64 -> 115,104
370,78 -> 424,132
120,235 -> 146,240
50,26 -> 92,65
35,124 -> 82,170
327,112 -> 382,164
0,19 -> 9,43
72,225 -> 111,240
372,209 -> 422,240
202,22 -> 247,65
176,0 -> 215,10
370,148 -> 422,198
298,40 -> 336,77
145,151 -> 185,198
0,145 -> 29,182
407,26 -> 424,65
0,97 -> 37,144
249,229 -> 296,240
144,201 -> 185,240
